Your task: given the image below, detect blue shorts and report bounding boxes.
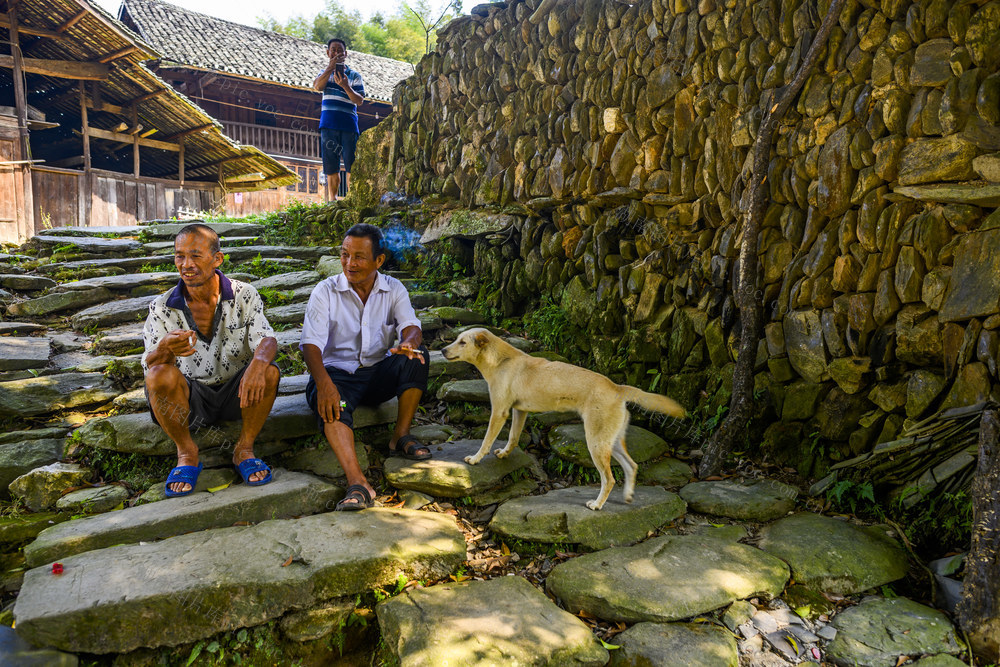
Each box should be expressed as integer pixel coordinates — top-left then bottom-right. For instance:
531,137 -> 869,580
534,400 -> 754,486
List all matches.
320,129 -> 358,174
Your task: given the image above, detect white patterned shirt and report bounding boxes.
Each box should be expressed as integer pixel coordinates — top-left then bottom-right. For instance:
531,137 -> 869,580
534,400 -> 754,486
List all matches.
142,271 -> 275,385
299,272 -> 421,373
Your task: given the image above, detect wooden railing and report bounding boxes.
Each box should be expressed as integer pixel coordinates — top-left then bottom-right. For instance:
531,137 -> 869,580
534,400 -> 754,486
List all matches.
222,121 -> 320,160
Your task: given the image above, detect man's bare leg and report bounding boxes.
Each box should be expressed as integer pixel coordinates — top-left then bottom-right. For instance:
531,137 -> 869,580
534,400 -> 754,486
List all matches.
146,364 -> 197,494
326,172 -> 341,201
323,420 -> 374,507
233,365 -> 280,483
388,387 -> 428,455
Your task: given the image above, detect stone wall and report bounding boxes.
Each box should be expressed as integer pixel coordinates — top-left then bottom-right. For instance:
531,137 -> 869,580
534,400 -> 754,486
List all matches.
362,0 -> 1000,484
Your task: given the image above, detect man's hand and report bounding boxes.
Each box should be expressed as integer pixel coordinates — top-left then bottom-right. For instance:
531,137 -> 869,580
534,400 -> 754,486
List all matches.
390,342 -> 425,364
315,376 -> 343,423
332,69 -> 350,92
159,330 -> 197,358
238,359 -> 269,408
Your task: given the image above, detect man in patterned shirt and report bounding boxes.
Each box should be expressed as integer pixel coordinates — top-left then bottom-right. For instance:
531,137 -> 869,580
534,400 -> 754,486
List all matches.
143,224 -> 279,496
313,37 -> 365,201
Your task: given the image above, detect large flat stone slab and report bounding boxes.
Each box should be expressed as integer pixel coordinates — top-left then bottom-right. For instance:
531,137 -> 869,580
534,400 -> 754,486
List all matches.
608,622 -> 738,667
490,485 -> 686,550
546,531 -> 789,623
0,337 -> 50,371
378,575 -> 608,667
0,273 -> 57,290
30,235 -> 141,253
251,271 -> 321,291
52,272 -> 178,293
36,256 -> 166,274
145,222 -> 266,239
24,470 -> 338,567
74,394 -> 397,455
6,287 -> 113,317
436,378 -> 489,402
419,210 -> 517,244
757,513 -> 908,595
894,184 -> 1000,207
550,423 -> 670,466
0,372 -> 119,417
384,439 -> 539,498
14,509 -> 465,653
0,322 -> 46,335
223,245 -> 333,261
71,294 -> 159,330
679,479 -> 798,522
427,350 -> 474,378
265,302 -> 306,324
826,597 -> 962,666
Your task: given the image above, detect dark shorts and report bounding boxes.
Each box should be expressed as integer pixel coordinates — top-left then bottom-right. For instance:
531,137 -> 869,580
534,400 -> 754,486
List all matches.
306,348 -> 430,429
320,128 -> 358,174
146,363 -> 279,429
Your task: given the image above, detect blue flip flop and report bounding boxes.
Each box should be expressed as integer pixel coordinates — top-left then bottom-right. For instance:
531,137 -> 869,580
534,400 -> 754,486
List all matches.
236,458 -> 273,486
164,462 -> 203,498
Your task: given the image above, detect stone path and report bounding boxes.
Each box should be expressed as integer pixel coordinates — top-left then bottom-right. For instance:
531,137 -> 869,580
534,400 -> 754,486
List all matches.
0,218 -> 968,666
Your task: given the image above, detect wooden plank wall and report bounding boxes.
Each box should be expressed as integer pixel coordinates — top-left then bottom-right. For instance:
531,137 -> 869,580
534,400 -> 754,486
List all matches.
28,167 -> 221,236
0,119 -> 30,245
224,187 -> 323,217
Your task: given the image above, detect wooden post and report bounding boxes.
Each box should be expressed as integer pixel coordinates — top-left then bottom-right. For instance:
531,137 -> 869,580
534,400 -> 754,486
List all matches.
131,105 -> 140,178
6,2 -> 34,240
178,137 -> 185,186
958,405 -> 1000,661
79,82 -> 92,227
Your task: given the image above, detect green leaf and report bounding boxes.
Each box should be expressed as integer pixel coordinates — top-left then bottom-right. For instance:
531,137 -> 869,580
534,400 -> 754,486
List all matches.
599,638 -> 620,650
237,629 -> 248,643
785,634 -> 798,653
185,641 -> 204,666
794,605 -> 811,618
206,640 -> 220,653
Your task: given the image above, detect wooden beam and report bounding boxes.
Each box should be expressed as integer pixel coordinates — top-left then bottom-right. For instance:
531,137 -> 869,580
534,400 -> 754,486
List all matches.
179,137 -> 185,186
6,7 -> 29,159
0,54 -> 108,80
56,10 -> 87,33
225,172 -> 264,183
86,126 -> 181,152
163,124 -> 214,141
79,82 -> 91,227
0,16 -> 65,40
98,46 -> 137,64
85,96 -> 125,116
132,106 -> 139,178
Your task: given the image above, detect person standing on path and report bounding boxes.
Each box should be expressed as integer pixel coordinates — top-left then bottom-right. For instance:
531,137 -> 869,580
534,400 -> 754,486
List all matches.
313,38 -> 366,201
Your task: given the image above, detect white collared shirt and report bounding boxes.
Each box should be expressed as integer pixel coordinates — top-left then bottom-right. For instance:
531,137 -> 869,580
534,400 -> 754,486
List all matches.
299,272 -> 421,373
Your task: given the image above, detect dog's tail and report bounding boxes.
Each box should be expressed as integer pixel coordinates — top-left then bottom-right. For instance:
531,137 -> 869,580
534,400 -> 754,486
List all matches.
620,385 -> 686,418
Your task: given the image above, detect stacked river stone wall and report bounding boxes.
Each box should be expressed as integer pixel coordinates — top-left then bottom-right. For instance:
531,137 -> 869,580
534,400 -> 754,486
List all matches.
362,0 -> 1000,480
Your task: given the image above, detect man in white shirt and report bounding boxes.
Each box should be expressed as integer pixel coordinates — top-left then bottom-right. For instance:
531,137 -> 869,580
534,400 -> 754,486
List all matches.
300,224 -> 431,510
143,224 -> 279,497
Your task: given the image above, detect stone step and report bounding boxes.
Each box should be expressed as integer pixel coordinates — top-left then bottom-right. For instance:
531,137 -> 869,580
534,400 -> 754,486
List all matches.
112,374 -> 314,410
546,528 -> 790,623
0,438 -> 66,499
36,256 -> 169,274
421,306 -> 487,325
146,237 -> 262,255
427,350 -> 475,379
0,322 -> 46,335
549,423 -> 671,467
0,337 -> 50,371
489,485 -> 686,550
222,245 -> 333,262
71,294 -> 158,331
250,271 -> 321,291
74,393 -> 397,455
29,235 -> 142,254
0,372 -> 119,418
436,378 -> 489,402
409,291 -> 455,309
678,479 -> 799,522
378,575 -> 608,666
265,302 -> 306,324
51,271 -> 178,293
24,469 -> 338,567
0,274 -> 57,291
6,287 -> 114,317
48,222 -> 265,239
14,509 -> 465,654
384,439 -> 542,501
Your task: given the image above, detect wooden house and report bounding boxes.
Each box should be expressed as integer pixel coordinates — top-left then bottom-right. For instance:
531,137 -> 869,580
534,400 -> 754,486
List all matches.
118,0 -> 414,212
0,0 -> 295,243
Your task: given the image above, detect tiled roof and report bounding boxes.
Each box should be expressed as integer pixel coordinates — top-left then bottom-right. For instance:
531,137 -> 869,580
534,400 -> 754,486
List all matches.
120,0 -> 414,102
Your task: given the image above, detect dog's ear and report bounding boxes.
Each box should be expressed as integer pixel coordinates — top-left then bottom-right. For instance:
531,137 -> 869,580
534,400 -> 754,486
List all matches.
474,331 -> 489,348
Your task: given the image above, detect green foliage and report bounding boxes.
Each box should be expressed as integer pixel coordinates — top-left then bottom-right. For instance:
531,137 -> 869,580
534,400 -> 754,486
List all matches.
275,349 -> 307,376
257,287 -> 294,307
522,297 -> 570,352
78,448 -> 173,493
103,358 -> 142,387
257,0 -> 462,64
896,488 -> 974,555
544,456 -> 607,485
139,261 -> 175,273
825,479 -> 879,517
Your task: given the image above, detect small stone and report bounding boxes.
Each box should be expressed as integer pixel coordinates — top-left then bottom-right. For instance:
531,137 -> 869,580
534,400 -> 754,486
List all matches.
898,135 -> 977,186
280,600 -> 355,642
55,485 -> 129,514
550,423 -> 669,467
9,463 -> 92,512
609,622 -> 738,667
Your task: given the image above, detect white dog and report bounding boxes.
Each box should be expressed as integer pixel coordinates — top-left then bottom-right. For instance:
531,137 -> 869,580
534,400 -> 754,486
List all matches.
442,328 -> 686,509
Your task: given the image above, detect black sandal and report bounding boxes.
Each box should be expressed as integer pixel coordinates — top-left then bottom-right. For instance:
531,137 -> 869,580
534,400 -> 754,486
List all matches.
335,484 -> 374,511
391,434 -> 432,460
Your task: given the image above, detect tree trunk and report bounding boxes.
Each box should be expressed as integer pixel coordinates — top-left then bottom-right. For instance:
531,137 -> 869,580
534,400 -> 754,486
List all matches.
957,405 -> 1000,662
698,0 -> 846,478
